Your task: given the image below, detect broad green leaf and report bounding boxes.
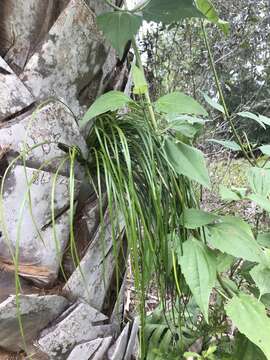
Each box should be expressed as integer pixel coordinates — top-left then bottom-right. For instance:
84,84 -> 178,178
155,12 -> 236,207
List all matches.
181,208 -> 218,229
215,252 -> 235,273
195,0 -> 230,34
169,122 -> 198,138
97,12 -> 142,57
208,139 -> 241,151
143,0 -> 203,24
178,237 -> 217,322
132,65 -> 148,95
248,193 -> 270,212
257,233 -> 270,248
155,92 -> 208,116
202,93 -> 225,113
209,139 -> 238,151
207,216 -> 263,262
167,114 -> 207,124
219,185 -> 246,201
259,145 -> 270,156
250,264 -> 270,298
238,112 -> 266,129
165,138 -> 210,188
81,91 -> 132,125
247,167 -> 270,197
233,333 -> 267,360
225,293 -> 270,359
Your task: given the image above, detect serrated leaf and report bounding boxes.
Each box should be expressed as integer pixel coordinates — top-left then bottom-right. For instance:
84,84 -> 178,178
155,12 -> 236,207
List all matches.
143,0 -> 203,24
208,139 -> 241,151
238,112 -> 266,129
132,65 -> 148,95
155,92 -> 208,116
181,208 -> 218,229
97,11 -> 142,57
178,237 -> 217,322
81,91 -> 132,125
247,167 -> 270,197
250,264 -> 270,298
207,216 -> 263,262
225,293 -> 270,359
165,138 -> 210,188
202,93 -> 225,113
259,145 -> 270,156
195,0 -> 230,34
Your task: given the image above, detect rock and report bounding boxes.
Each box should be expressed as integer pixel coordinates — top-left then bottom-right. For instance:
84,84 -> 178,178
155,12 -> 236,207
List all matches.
0,269 -> 39,303
0,1 -> 67,73
0,294 -> 69,352
0,57 -> 34,121
125,319 -> 139,360
107,323 -> 130,360
20,0 -> 114,118
0,101 -> 87,176
67,336 -> 112,360
110,272 -> 126,332
0,165 -> 77,285
63,210 -> 124,310
35,302 -> 114,359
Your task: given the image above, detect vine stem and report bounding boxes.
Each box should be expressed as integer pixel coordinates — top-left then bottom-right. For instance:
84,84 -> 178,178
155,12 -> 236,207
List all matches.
201,21 -> 255,166
132,38 -> 158,130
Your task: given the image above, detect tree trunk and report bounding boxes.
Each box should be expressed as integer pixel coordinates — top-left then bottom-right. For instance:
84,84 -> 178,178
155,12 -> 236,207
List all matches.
0,1 -> 135,358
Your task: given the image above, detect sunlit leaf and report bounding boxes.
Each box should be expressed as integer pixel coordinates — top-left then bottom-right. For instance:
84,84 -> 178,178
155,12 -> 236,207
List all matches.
155,92 -> 208,116
132,65 -> 148,95
225,293 -> 270,359
195,0 -> 230,34
81,91 -> 132,125
178,237 -> 217,322
97,11 -> 142,57
207,216 -> 263,262
165,138 -> 210,188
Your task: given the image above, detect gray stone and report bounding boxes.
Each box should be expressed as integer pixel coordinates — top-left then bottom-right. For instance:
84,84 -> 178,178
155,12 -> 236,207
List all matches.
67,336 -> 112,360
108,323 -> 130,360
36,302 -> 114,359
0,294 -> 69,352
0,101 -> 87,176
0,57 -> 34,121
0,165 -> 77,285
63,210 -> 124,310
0,1 -> 67,73
125,319 -> 139,360
0,269 -> 39,303
20,0 -> 114,118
